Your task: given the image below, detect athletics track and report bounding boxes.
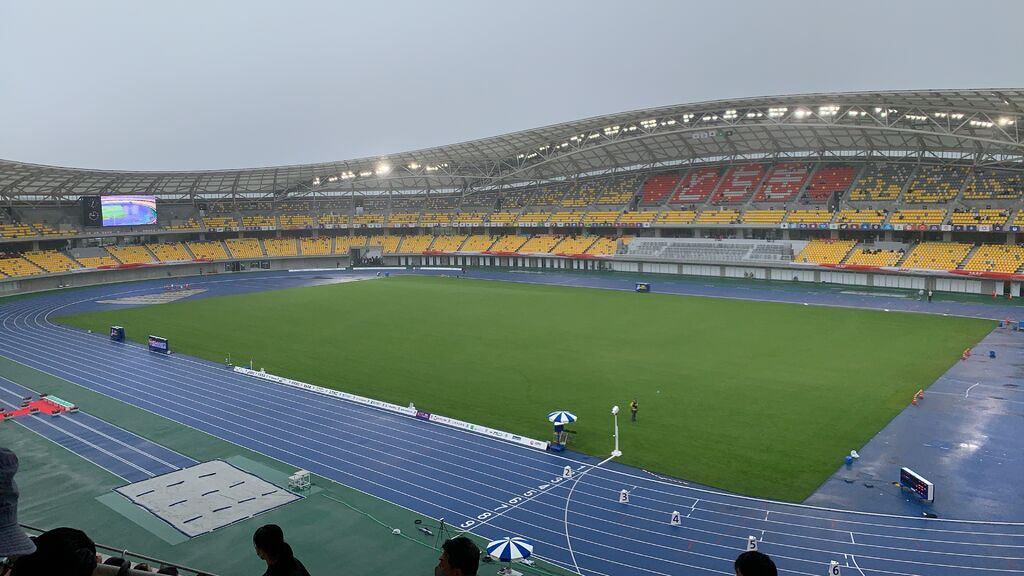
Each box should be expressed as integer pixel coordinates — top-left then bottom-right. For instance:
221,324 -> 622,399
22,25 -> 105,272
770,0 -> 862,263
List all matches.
0,269 -> 1022,576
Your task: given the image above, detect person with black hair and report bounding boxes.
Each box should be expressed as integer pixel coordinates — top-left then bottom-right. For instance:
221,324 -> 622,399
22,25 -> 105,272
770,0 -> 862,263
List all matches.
9,527 -> 97,576
253,524 -> 310,576
435,537 -> 479,576
734,550 -> 777,576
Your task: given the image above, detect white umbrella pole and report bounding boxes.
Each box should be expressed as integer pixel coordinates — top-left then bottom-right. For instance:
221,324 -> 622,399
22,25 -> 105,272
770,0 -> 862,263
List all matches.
611,405 -> 622,457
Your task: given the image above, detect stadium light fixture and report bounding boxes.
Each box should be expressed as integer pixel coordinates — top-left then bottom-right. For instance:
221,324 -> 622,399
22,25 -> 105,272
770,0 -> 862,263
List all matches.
312,177 -> 321,187
767,107 -> 787,118
998,116 -> 1015,126
793,108 -> 811,119
359,170 -> 373,177
407,162 -> 421,170
375,163 -> 391,176
818,105 -> 839,117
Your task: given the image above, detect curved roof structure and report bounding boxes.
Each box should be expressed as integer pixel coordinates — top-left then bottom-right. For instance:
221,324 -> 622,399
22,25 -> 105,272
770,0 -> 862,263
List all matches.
2,89 -> 1022,203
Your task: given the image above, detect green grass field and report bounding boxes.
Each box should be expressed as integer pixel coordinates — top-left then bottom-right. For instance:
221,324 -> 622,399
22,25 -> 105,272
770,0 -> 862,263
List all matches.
56,276 -> 993,501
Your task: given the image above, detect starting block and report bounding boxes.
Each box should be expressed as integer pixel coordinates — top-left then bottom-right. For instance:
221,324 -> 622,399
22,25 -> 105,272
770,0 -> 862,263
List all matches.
562,465 -> 573,479
746,535 -> 758,551
618,489 -> 629,503
829,560 -> 842,575
670,511 -> 681,526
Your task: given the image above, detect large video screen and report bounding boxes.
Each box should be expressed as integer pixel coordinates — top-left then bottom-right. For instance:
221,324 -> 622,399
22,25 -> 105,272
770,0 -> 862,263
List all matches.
101,195 -> 157,226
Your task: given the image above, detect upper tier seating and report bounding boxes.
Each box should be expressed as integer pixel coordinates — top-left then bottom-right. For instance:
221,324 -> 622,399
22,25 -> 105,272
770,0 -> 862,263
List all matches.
489,235 -> 529,252
0,257 -> 43,277
560,186 -> 599,208
962,245 -> 1024,273
187,241 -> 229,260
147,243 -> 191,261
516,212 -> 551,226
453,212 -> 486,226
23,250 -> 80,273
550,211 -> 584,226
964,169 -> 1023,200
205,216 -> 239,229
487,212 -> 517,226
712,164 -> 766,204
582,211 -> 620,226
334,236 -> 367,253
901,242 -> 972,270
429,235 -> 468,252
804,165 -> 857,203
585,236 -> 620,255
165,218 -> 200,231
553,236 -> 596,254
34,223 -> 66,236
754,163 -> 809,203
225,238 -> 264,259
794,239 -> 856,265
903,166 -> 968,204
786,210 -> 833,225
299,237 -> 332,255
420,213 -> 451,226
318,213 -> 349,227
76,255 -> 121,268
0,224 -> 36,238
655,210 -> 696,225
519,235 -> 562,253
388,213 -> 419,226
595,175 -> 640,205
263,238 -> 298,257
352,213 -> 384,226
844,248 -> 904,267
836,209 -> 887,225
280,214 -> 314,229
460,235 -> 497,252
398,235 -> 433,253
742,210 -> 785,225
425,194 -> 459,210
390,195 -> 426,211
463,192 -> 497,209
848,164 -> 912,201
639,174 -> 682,206
695,209 -> 740,225
627,239 -> 791,263
949,209 -> 1010,227
618,211 -> 659,226
106,245 -> 155,264
670,167 -> 721,204
889,209 -> 946,225
532,184 -> 569,207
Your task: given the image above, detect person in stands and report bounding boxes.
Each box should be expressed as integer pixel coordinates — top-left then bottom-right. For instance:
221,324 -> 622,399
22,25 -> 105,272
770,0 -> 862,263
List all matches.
253,524 -> 310,576
435,537 -> 479,576
0,448 -> 35,576
734,551 -> 777,576
9,527 -> 97,576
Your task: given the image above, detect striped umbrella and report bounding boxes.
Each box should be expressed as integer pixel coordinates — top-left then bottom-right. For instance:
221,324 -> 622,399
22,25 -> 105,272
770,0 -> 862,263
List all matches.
486,537 -> 533,562
547,410 -> 577,425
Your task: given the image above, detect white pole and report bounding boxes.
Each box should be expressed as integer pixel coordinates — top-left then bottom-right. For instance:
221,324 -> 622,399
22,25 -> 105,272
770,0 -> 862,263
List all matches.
611,405 -> 622,457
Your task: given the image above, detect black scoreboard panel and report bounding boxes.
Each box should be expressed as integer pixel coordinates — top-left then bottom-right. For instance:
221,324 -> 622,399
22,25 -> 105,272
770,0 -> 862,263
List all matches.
82,196 -> 102,227
899,467 -> 934,502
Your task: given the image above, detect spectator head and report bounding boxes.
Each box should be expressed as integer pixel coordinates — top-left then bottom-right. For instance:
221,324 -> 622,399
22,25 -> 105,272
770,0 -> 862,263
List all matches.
734,551 -> 777,576
157,565 -> 179,575
103,556 -> 127,566
11,527 -> 96,576
435,537 -> 479,576
134,562 -> 151,572
0,448 -> 35,559
253,524 -> 292,564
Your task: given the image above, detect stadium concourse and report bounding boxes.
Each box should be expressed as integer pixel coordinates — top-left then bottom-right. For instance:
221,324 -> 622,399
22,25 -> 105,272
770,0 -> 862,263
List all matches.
0,269 -> 1022,576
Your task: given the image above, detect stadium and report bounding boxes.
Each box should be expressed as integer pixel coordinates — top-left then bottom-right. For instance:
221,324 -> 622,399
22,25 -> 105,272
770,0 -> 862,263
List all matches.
1,88 -> 1024,576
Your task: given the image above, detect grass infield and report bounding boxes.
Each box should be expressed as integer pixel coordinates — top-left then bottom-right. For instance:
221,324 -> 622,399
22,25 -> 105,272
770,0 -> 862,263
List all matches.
56,275 -> 993,501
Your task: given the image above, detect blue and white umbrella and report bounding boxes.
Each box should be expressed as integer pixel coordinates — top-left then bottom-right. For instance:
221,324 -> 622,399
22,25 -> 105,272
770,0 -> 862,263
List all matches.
547,410 -> 577,425
486,537 -> 533,562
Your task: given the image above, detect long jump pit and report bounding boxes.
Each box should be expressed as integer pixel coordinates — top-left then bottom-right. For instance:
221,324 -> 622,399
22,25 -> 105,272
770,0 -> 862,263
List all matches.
114,460 -> 301,538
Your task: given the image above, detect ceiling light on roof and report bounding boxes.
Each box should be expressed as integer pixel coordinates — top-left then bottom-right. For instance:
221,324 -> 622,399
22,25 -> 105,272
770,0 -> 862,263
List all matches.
998,116 -> 1015,126
793,108 -> 810,119
407,162 -> 420,170
375,162 -> 391,176
818,105 -> 839,117
359,171 -> 373,177
767,107 -> 787,118
312,177 -> 321,186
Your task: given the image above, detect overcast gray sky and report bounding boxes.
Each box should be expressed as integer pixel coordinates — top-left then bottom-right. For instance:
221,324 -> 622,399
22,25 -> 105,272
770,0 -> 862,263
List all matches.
2,0 -> 1022,171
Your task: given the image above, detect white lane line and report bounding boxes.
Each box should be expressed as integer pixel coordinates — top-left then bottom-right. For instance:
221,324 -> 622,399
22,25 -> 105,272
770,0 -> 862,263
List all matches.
564,455 -> 615,576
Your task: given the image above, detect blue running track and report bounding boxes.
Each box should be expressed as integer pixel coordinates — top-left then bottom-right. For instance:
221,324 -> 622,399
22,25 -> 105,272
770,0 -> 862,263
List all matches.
1,271 -> 1022,576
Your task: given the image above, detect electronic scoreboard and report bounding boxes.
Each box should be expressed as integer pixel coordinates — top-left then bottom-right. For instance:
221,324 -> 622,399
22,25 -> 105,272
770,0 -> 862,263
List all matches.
899,467 -> 934,502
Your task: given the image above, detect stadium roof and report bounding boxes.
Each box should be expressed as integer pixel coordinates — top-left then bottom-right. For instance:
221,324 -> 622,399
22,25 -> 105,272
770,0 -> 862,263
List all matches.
2,89 -> 1023,203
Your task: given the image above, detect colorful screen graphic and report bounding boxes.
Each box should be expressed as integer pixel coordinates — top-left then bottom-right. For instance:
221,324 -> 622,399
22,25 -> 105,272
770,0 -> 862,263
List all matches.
101,195 -> 157,226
